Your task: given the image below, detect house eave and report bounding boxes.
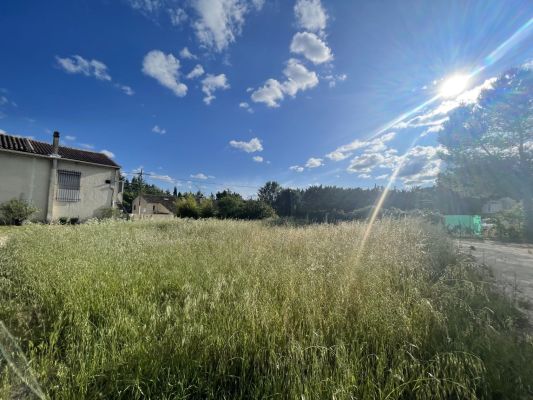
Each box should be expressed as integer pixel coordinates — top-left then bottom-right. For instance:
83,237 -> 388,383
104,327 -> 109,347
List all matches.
0,147 -> 121,169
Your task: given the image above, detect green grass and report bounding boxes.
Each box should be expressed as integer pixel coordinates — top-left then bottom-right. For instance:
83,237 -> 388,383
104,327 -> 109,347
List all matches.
0,219 -> 532,399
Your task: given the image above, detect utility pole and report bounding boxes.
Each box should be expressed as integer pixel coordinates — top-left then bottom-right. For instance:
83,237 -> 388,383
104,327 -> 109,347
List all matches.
138,169 -> 143,218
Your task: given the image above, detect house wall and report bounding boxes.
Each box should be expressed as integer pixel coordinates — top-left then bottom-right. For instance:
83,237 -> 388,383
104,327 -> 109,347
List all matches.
131,196 -> 172,215
0,151 -> 51,220
0,150 -> 120,221
52,160 -> 119,220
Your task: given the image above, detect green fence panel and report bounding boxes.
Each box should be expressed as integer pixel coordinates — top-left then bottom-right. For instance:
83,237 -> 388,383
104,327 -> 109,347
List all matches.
444,215 -> 482,236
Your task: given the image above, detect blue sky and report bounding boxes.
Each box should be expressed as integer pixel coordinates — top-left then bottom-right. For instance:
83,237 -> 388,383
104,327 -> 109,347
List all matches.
0,0 -> 532,196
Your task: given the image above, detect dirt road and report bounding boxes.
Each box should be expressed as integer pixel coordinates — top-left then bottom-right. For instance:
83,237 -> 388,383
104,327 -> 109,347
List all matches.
458,239 -> 533,310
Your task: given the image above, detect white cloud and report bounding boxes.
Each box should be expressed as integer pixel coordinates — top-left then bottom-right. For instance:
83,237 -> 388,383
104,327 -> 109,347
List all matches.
327,131 -> 396,162
128,0 -> 162,15
251,59 -> 318,107
169,7 -> 188,25
347,152 -> 388,174
56,55 -> 111,81
397,145 -> 443,186
282,58 -> 319,96
252,0 -> 265,10
64,135 -> 76,141
142,50 -> 187,97
180,47 -> 196,59
290,32 -> 332,64
152,125 -> 166,135
325,73 -> 347,88
395,77 -> 497,130
0,96 -> 8,106
192,0 -> 250,52
186,64 -> 205,79
251,78 -> 285,107
325,150 -> 352,161
239,102 -> 253,113
101,149 -> 115,159
190,173 -> 211,180
229,137 -> 263,153
79,143 -> 95,150
358,174 -> 371,179
294,0 -> 327,32
118,85 -> 135,96
0,129 -> 5,134
376,174 -> 389,180
149,173 -> 174,183
290,165 -> 304,172
201,73 -> 229,104
305,157 -> 323,168
252,155 -> 263,162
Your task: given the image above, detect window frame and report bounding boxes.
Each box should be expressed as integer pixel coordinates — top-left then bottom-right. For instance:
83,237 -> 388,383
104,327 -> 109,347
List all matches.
56,169 -> 81,202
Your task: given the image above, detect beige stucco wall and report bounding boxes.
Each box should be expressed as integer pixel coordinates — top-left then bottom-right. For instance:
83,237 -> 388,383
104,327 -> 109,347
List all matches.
53,159 -> 119,220
132,196 -> 172,215
0,151 -> 51,220
0,150 -> 120,221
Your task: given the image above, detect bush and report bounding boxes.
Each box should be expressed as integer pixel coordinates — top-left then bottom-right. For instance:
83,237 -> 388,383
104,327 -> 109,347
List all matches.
176,195 -> 200,219
199,198 -> 216,218
216,195 -> 243,219
98,207 -> 124,220
238,200 -> 276,220
0,199 -> 38,225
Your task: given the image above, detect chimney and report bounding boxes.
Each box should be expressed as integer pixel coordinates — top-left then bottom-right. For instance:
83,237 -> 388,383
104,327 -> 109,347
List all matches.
52,131 -> 60,155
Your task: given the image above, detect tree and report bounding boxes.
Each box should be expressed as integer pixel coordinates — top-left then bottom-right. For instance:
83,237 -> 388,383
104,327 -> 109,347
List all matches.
238,200 -> 276,220
258,181 -> 281,206
438,65 -> 533,240
173,186 -> 178,197
175,195 -> 200,219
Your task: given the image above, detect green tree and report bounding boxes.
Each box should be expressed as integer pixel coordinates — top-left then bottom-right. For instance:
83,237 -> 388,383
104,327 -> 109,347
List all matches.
238,200 -> 276,220
199,198 -> 217,218
175,195 -> 200,219
216,191 -> 244,219
438,66 -> 533,241
258,181 -> 281,206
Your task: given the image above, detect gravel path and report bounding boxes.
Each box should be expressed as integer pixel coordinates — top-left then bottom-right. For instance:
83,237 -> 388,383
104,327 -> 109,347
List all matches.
458,239 -> 533,318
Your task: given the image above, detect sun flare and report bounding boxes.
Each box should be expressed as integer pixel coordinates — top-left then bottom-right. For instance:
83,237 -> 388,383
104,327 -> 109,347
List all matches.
439,74 -> 470,98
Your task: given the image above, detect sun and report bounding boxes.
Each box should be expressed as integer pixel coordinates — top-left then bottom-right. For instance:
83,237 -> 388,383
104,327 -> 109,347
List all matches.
439,74 -> 470,98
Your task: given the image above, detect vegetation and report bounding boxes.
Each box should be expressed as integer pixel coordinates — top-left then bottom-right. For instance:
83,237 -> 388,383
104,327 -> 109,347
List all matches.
438,66 -> 533,241
0,199 -> 38,225
1,219 -> 532,399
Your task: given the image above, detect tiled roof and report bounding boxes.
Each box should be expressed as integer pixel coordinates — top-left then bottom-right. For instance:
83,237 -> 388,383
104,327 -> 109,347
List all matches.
141,194 -> 178,214
0,133 -> 119,168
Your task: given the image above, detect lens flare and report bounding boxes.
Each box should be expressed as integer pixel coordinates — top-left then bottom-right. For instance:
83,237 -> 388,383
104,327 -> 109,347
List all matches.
355,17 -> 533,263
439,74 -> 470,98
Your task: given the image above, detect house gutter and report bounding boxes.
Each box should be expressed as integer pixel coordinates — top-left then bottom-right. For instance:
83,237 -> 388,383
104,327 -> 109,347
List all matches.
46,131 -> 60,222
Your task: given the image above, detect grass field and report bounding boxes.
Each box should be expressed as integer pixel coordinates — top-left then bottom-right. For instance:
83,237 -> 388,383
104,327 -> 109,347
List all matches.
0,219 -> 532,399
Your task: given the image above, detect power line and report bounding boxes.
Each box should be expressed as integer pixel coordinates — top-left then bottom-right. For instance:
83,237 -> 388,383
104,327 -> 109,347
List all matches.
122,171 -> 261,190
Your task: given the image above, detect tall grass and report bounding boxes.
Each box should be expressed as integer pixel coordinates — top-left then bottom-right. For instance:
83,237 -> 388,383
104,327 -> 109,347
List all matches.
0,219 -> 532,399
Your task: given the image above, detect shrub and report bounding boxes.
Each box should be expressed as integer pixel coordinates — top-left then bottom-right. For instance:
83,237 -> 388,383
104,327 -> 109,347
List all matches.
98,207 -> 123,220
199,198 -> 216,218
216,195 -> 243,219
0,199 -> 38,225
238,200 -> 276,220
176,195 -> 200,219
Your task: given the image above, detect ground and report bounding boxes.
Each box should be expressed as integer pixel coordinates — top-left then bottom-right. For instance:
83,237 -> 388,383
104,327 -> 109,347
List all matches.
458,239 -> 533,320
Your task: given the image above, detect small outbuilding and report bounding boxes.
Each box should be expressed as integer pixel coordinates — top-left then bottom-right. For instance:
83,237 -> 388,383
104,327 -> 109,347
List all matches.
131,194 -> 177,219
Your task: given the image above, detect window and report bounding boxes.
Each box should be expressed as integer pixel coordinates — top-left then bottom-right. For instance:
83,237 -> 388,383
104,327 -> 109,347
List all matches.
57,170 -> 81,202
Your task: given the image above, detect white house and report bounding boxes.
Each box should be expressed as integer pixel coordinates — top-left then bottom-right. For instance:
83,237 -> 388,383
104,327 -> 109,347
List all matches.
481,197 -> 519,214
0,131 -> 121,222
